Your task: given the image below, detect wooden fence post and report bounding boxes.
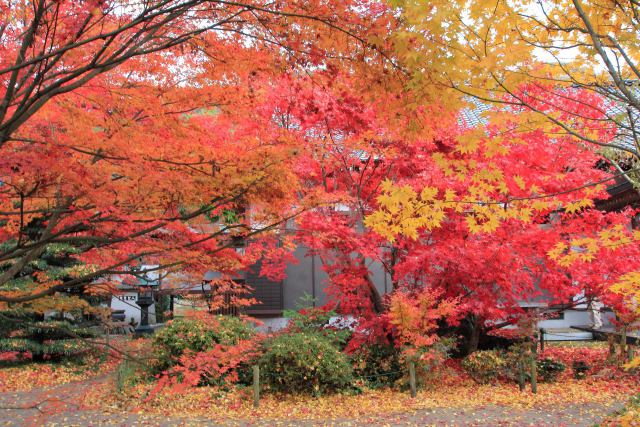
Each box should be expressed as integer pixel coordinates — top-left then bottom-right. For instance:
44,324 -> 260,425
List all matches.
409,361 -> 417,398
530,346 -> 537,394
253,365 -> 260,408
539,328 -> 545,353
517,361 -> 525,391
608,335 -> 616,359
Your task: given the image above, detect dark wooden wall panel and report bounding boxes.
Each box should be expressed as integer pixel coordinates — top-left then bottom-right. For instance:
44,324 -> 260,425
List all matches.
244,264 -> 283,315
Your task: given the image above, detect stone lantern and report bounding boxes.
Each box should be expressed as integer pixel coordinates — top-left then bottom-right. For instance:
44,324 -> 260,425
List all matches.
135,285 -> 155,334
133,265 -> 160,335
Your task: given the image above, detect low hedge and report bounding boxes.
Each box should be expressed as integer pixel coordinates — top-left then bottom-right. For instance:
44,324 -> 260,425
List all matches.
259,331 -> 354,395
152,316 -> 255,371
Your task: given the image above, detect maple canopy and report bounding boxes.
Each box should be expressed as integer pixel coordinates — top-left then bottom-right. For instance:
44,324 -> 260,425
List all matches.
0,0 -> 398,310
1,0 -> 639,353
378,0 -> 640,331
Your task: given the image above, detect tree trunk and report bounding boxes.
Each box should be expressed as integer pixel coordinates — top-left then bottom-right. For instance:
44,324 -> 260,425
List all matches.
466,316 -> 481,355
390,246 -> 399,292
364,273 -> 384,314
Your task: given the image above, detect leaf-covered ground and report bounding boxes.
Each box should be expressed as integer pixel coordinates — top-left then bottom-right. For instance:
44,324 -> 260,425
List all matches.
1,375 -> 634,426
1,341 -> 638,425
0,353 -> 119,393
76,344 -> 639,426
601,393 -> 640,426
80,376 -> 637,422
0,337 -> 133,393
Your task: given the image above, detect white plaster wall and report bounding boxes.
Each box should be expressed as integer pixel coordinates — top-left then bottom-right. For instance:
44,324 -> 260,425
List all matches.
538,309 -> 614,330
254,317 -> 290,333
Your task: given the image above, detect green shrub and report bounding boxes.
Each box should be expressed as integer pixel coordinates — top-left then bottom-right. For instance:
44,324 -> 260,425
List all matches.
462,350 -> 506,384
351,343 -> 403,389
259,332 -> 354,395
412,337 -> 457,389
464,346 -> 566,385
284,308 -> 352,350
152,316 -> 254,371
501,343 -> 531,383
537,357 -> 565,382
572,360 -> 589,379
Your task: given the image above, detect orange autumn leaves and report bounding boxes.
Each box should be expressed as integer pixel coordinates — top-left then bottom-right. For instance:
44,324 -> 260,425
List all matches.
0,0 -> 400,311
388,288 -> 461,353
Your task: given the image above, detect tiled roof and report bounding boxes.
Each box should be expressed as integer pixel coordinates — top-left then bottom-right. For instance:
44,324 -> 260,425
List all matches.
598,83 -> 640,153
458,97 -> 491,129
458,84 -> 640,154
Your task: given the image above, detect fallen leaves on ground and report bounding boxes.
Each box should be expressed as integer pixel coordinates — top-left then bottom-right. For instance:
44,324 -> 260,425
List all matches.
0,352 -> 120,392
602,393 -> 640,426
0,337 -> 144,393
81,370 -> 639,423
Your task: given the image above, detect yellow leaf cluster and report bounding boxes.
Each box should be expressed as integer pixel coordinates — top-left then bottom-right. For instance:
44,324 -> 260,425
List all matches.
610,272 -> 640,317
563,199 -> 594,214
365,180 -> 448,241
598,226 -> 640,250
547,238 -> 600,266
548,227 -> 640,267
367,166 -> 564,237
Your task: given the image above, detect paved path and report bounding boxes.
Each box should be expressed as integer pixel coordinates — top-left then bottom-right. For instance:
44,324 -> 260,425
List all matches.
0,378 -> 623,426
349,402 -> 624,426
0,375 -> 111,426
